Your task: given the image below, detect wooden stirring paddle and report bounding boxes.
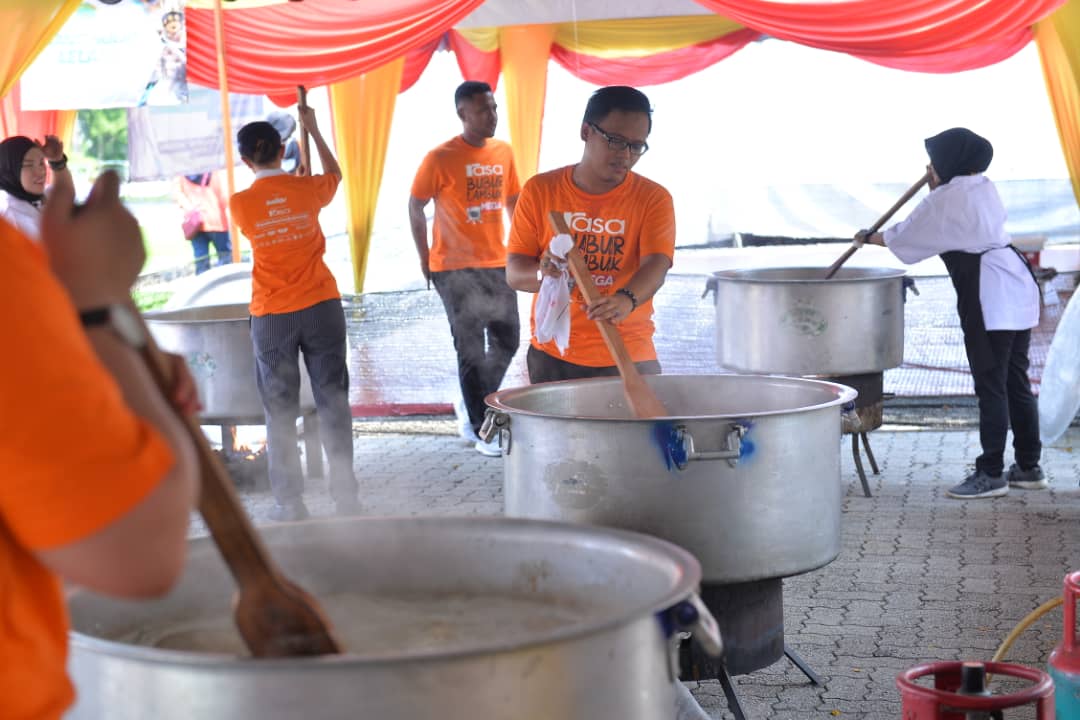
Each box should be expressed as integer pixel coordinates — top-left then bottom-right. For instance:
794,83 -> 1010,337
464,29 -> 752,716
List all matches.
296,85 -> 311,174
132,304 -> 342,657
547,211 -> 669,418
824,170 -> 932,279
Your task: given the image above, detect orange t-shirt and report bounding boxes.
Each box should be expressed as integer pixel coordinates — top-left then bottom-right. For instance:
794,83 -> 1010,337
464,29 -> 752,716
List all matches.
229,171 -> 341,316
0,221 -> 174,720
410,136 -> 521,272
507,165 -> 676,367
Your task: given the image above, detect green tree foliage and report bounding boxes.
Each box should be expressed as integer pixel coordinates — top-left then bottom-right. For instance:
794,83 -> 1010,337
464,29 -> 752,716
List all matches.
76,108 -> 127,161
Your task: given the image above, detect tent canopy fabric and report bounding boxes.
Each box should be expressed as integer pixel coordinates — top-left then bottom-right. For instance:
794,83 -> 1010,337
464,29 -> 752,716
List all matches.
3,0 -> 1078,292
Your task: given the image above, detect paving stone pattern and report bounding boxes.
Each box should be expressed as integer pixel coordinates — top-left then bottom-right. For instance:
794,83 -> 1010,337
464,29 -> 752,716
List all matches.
190,421 -> 1080,720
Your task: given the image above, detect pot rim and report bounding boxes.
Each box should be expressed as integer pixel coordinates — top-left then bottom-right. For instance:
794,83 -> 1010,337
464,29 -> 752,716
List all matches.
69,516 -> 701,669
710,266 -> 906,283
144,302 -> 250,323
485,373 -> 858,421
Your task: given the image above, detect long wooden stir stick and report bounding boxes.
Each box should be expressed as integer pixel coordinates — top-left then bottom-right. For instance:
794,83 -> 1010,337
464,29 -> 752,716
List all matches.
824,170 -> 932,279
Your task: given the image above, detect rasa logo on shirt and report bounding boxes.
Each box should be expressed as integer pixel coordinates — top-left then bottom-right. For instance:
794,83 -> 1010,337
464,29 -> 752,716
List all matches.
566,212 -> 627,285
464,163 -> 504,177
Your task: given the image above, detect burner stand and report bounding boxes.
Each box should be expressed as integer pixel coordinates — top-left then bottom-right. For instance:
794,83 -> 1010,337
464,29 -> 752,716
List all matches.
679,579 -> 821,720
820,372 -> 886,497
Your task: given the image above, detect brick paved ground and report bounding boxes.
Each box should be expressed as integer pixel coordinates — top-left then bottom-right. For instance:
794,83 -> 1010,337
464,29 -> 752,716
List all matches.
186,418 -> 1080,719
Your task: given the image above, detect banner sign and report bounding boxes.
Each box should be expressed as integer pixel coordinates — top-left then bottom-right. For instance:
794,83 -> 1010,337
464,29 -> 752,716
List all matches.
127,85 -> 267,181
21,0 -> 188,110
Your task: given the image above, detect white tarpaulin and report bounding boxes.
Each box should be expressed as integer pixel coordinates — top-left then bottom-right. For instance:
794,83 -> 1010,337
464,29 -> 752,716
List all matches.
20,0 -> 187,110
127,85 -> 266,181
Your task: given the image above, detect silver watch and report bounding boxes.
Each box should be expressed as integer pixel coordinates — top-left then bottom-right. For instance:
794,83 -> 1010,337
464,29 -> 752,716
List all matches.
79,304 -> 147,348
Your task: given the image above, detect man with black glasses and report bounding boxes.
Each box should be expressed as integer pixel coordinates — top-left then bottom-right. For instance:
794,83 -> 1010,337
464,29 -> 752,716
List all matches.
506,85 -> 675,383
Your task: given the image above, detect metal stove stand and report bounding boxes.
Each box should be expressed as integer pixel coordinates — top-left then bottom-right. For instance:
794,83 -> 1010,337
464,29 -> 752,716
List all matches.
679,579 -> 822,720
821,372 -> 885,498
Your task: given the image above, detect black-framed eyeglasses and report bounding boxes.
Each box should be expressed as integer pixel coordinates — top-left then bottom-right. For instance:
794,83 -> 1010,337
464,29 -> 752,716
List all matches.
588,122 -> 649,156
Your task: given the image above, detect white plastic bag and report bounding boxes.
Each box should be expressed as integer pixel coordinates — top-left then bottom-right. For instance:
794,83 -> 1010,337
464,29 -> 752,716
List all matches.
534,233 -> 574,355
1039,286 -> 1080,444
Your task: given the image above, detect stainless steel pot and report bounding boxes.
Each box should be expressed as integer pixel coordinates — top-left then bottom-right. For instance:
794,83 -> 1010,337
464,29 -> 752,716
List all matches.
145,303 -> 315,422
705,267 -> 909,376
483,374 -> 856,584
67,517 -> 719,720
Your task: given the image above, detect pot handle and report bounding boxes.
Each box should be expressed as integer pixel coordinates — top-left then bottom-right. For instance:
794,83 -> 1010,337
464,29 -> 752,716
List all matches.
903,276 -> 919,302
676,423 -> 746,469
478,409 -> 511,454
658,592 -> 725,680
701,276 -> 718,303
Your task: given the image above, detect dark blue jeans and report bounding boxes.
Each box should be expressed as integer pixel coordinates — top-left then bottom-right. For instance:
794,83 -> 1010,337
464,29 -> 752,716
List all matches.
250,299 -> 357,506
192,231 -> 232,275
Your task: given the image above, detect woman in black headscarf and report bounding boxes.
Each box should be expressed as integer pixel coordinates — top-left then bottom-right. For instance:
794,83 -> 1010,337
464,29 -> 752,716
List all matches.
0,134 -> 70,241
856,127 -> 1043,500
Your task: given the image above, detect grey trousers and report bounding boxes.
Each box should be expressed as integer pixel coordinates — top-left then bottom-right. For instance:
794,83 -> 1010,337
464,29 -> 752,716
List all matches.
250,299 -> 357,506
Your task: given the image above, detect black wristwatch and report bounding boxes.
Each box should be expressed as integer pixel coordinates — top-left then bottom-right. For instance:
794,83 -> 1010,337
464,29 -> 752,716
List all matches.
79,304 -> 146,348
48,154 -> 68,171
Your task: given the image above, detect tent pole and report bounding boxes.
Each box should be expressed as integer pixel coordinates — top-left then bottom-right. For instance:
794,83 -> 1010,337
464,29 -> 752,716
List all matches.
213,0 -> 240,262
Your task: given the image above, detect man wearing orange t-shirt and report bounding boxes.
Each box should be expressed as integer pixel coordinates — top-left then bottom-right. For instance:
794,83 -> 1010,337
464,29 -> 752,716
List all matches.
409,81 -> 522,456
1,171 -> 200,720
507,86 -> 675,382
230,107 -> 359,521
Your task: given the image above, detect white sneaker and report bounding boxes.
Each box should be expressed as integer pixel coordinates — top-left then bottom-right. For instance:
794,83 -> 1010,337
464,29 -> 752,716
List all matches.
474,437 -> 502,457
454,397 -> 479,443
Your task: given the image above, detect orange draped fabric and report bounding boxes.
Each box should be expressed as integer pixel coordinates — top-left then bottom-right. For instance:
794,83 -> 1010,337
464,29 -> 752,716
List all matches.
185,0 -> 484,99
1035,0 -> 1080,208
0,82 -> 75,146
498,25 -> 556,183
691,0 -> 1065,61
328,58 -> 405,293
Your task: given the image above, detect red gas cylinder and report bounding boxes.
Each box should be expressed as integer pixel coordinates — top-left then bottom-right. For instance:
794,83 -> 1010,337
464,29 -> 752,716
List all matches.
1049,571 -> 1080,718
897,660 -> 1054,719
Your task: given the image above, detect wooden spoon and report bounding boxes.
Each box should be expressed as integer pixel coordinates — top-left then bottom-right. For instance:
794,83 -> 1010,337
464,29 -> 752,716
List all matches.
824,170 -> 932,279
131,303 -> 342,657
546,211 -> 669,418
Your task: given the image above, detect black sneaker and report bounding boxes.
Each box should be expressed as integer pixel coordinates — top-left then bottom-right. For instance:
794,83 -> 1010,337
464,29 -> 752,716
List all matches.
269,499 -> 310,522
1007,463 -> 1047,490
946,470 -> 1008,500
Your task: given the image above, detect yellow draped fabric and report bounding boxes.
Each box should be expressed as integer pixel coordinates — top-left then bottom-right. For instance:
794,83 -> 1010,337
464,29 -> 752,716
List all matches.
1035,0 -> 1080,208
456,15 -> 746,57
0,0 -> 81,99
553,15 -> 745,58
328,57 -> 404,293
498,25 -> 556,183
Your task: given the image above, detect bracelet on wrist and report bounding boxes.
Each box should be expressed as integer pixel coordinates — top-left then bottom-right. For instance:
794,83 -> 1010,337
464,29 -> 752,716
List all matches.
48,154 -> 68,171
615,287 -> 638,311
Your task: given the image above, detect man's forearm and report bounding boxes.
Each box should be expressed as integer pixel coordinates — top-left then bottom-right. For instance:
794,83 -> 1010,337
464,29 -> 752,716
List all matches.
621,254 -> 672,303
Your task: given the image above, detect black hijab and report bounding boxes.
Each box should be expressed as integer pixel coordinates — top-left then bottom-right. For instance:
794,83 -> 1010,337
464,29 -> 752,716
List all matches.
0,136 -> 44,205
924,128 -> 993,185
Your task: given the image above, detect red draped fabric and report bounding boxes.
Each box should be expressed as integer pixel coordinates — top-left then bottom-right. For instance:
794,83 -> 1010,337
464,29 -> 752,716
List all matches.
692,0 -> 1064,67
551,29 -> 761,86
449,30 -> 500,89
860,27 -> 1035,74
400,37 -> 443,94
186,0 -> 485,98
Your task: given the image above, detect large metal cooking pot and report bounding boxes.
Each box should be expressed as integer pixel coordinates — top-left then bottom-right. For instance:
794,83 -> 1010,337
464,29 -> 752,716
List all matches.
706,266 -> 908,376
145,303 -> 315,421
67,517 -> 719,720
482,374 -> 856,584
